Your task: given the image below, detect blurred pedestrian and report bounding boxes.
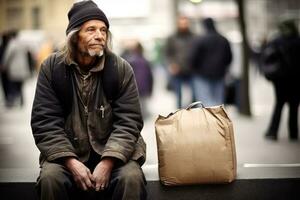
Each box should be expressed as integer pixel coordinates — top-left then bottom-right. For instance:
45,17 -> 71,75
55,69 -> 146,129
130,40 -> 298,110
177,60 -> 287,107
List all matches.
261,19 -> 300,140
3,30 -> 31,107
0,31 -> 13,106
122,41 -> 153,119
165,15 -> 195,108
31,1 -> 146,200
189,18 -> 232,107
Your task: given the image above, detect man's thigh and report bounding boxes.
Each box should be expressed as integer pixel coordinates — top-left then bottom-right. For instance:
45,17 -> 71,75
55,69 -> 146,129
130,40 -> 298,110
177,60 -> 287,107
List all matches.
107,161 -> 147,199
111,160 -> 145,180
38,161 -> 72,181
37,161 -> 77,200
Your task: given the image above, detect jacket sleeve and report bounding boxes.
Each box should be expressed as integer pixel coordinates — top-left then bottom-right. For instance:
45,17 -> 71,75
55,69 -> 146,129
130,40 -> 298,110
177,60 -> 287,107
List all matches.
189,38 -> 203,70
165,36 -> 176,64
225,40 -> 233,67
31,56 -> 77,162
101,58 -> 144,163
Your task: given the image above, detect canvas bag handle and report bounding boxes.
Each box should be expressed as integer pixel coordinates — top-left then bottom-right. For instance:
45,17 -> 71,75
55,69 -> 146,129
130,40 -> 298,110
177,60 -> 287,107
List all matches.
186,101 -> 204,110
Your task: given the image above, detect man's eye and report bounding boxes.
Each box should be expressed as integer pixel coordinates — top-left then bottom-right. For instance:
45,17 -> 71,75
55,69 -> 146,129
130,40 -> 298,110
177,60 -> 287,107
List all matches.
87,28 -> 95,32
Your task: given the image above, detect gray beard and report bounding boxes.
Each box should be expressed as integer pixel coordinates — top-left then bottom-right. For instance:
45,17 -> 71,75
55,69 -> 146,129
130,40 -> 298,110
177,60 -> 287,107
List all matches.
88,49 -> 104,57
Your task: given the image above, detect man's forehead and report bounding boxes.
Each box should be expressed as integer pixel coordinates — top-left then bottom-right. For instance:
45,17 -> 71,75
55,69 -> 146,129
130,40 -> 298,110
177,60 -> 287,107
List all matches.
81,20 -> 107,28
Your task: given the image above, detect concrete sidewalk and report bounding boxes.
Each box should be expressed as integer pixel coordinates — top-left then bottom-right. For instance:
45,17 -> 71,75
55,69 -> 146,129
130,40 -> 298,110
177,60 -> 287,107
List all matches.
0,67 -> 299,183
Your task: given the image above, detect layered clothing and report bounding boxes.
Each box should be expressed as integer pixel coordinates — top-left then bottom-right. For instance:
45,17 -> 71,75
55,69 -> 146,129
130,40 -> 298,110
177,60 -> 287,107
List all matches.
31,51 -> 146,166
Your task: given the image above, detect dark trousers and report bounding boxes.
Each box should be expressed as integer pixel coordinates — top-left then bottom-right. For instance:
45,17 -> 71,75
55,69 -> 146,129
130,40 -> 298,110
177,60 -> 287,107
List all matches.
1,72 -> 9,101
10,80 -> 24,106
267,81 -> 299,138
171,75 -> 195,109
36,152 -> 147,200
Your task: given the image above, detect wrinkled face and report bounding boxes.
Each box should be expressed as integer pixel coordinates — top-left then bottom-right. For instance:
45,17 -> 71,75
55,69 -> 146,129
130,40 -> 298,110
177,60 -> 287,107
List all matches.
78,20 -> 107,57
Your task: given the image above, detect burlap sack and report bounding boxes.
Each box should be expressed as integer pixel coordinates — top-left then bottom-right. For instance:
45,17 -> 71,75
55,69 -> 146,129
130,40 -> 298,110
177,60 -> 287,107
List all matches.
155,102 -> 237,186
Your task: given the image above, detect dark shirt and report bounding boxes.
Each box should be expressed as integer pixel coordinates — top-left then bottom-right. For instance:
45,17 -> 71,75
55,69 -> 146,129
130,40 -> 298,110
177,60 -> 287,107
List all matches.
65,56 -> 107,161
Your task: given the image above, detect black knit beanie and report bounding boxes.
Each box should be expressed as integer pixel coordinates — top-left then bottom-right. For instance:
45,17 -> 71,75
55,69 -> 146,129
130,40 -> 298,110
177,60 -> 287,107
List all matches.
66,0 -> 109,35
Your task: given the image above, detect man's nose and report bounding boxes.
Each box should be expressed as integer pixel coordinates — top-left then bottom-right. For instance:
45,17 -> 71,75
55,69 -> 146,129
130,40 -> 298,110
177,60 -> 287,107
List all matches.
94,30 -> 103,39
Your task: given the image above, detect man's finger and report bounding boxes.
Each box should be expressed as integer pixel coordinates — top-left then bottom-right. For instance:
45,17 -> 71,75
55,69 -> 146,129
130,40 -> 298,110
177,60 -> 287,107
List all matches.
95,182 -> 100,191
81,181 -> 88,191
84,176 -> 93,189
83,169 -> 93,188
88,170 -> 94,182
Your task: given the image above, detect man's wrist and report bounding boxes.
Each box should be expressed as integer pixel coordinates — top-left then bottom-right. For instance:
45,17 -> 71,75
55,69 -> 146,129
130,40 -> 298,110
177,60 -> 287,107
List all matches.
63,157 -> 78,168
100,157 -> 116,169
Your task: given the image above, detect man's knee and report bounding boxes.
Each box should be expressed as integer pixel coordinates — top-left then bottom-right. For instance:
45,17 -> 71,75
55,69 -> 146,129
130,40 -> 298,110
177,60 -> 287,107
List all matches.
37,161 -> 72,189
112,161 -> 147,200
36,162 -> 77,200
117,161 -> 146,187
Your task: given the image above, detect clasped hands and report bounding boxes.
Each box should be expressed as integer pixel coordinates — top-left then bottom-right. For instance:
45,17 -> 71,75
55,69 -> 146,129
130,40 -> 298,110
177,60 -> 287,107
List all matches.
65,157 -> 115,191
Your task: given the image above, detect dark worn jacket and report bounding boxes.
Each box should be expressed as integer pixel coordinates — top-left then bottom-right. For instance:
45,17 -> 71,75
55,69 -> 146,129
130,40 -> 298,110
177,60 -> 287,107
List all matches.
125,53 -> 153,97
31,51 -> 146,166
260,34 -> 300,82
190,30 -> 232,80
165,31 -> 195,77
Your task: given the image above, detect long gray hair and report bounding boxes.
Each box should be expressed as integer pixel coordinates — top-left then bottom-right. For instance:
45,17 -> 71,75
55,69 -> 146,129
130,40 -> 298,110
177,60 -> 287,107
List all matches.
60,27 -> 113,63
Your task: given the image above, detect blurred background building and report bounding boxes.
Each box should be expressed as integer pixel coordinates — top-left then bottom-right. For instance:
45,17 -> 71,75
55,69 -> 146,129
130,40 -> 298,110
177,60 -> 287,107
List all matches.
0,0 -> 73,39
0,0 -> 299,61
